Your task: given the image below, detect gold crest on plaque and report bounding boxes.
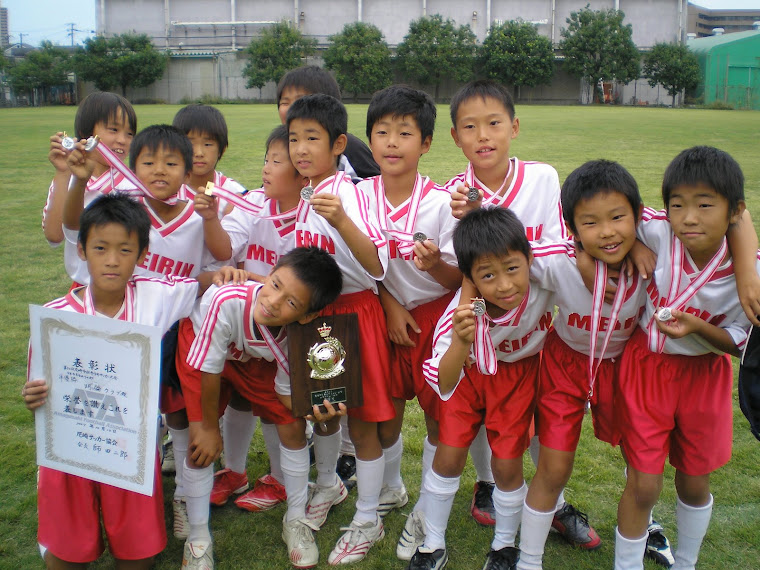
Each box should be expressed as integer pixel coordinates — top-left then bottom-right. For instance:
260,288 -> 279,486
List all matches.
307,323 -> 346,380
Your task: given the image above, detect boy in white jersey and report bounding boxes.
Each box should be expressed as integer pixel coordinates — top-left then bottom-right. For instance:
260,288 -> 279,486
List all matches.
518,160 -> 657,568
408,207 -> 553,570
615,146 -> 755,570
354,86 -> 461,558
22,193 -> 220,569
44,91 -> 138,284
178,247 -> 344,569
201,125 -> 308,514
444,80 -> 597,545
287,94 -> 393,565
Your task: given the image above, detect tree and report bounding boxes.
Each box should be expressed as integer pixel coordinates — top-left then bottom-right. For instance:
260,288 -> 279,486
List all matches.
559,5 -> 640,103
323,22 -> 392,101
478,20 -> 554,98
7,41 -> 71,104
242,22 -> 317,92
643,42 -> 701,108
396,15 -> 478,99
73,34 -> 167,97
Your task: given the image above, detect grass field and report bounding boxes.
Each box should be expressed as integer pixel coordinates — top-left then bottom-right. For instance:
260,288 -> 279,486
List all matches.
1,103 -> 759,569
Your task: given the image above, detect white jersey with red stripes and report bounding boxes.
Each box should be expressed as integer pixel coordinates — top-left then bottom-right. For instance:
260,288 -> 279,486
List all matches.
423,286 -> 553,400
531,240 -> 647,357
637,207 -> 754,355
295,173 -> 388,294
357,174 -> 457,309
222,188 -> 296,276
134,198 -> 227,280
178,170 -> 246,218
444,158 -> 567,243
186,281 -> 290,394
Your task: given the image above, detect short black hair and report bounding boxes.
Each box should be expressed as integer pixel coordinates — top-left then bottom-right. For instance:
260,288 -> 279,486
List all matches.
272,247 -> 343,313
453,207 -> 530,280
74,91 -> 137,140
450,79 -> 515,126
561,160 -> 642,235
172,104 -> 229,158
129,124 -> 193,174
366,85 -> 436,142
662,146 -> 745,214
276,65 -> 342,103
266,125 -> 289,153
79,193 -> 150,254
286,94 -> 347,148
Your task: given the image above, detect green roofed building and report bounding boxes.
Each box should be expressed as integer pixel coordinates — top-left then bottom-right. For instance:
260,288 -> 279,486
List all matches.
688,29 -> 760,110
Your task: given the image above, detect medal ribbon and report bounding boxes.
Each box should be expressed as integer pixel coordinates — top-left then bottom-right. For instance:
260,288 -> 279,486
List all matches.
295,173 -> 349,225
588,260 -> 632,401
204,182 -> 298,222
464,160 -> 514,208
82,280 -> 135,321
95,143 -> 178,205
86,167 -> 126,196
373,174 -> 434,256
245,283 -> 290,375
473,287 -> 530,375
647,237 -> 728,353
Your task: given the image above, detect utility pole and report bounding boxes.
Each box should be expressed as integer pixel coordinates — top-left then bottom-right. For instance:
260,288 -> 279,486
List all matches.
17,32 -> 24,46
67,22 -> 75,46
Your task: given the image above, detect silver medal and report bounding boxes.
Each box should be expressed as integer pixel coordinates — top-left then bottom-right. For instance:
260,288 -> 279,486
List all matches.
466,187 -> 480,202
413,232 -> 427,243
61,133 -> 76,151
656,307 -> 673,322
300,186 -> 314,201
83,135 -> 99,152
472,298 -> 486,317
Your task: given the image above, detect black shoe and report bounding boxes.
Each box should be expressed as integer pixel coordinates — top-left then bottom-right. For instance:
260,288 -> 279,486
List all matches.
645,521 -> 674,568
482,546 -> 519,570
336,454 -> 357,490
407,547 -> 448,570
551,502 -> 602,550
471,481 -> 496,526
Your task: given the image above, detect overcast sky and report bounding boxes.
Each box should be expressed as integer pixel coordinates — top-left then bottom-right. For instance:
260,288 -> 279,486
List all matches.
3,0 -> 759,48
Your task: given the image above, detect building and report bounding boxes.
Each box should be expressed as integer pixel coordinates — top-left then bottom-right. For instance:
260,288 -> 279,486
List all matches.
688,29 -> 760,110
95,0 -> 689,104
1,4 -> 9,49
688,3 -> 760,38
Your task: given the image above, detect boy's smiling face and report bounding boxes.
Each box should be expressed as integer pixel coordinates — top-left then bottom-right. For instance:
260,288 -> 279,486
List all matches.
253,266 -> 317,327
469,249 -> 532,316
288,118 -> 346,187
91,107 -> 134,167
134,144 -> 187,201
369,113 -> 430,179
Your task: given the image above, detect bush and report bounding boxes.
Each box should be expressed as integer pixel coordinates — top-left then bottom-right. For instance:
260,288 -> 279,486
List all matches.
704,100 -> 734,111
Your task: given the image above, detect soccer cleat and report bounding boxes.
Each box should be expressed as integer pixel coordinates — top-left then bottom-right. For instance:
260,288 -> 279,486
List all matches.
550,502 -> 602,550
327,517 -> 385,565
645,521 -> 675,568
234,474 -> 287,512
471,481 -> 496,526
378,484 -> 409,517
182,539 -> 214,570
209,468 -> 249,506
161,439 -> 175,474
305,479 -> 348,528
481,546 -> 519,570
407,547 -> 448,570
173,499 -> 189,540
336,454 -> 357,490
282,515 -> 320,569
396,510 -> 427,561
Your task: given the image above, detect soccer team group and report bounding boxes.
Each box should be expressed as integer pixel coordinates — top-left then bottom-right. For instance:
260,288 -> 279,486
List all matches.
21,65 -> 760,570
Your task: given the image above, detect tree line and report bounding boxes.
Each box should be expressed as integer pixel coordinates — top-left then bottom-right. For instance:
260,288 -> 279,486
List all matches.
1,6 -> 701,106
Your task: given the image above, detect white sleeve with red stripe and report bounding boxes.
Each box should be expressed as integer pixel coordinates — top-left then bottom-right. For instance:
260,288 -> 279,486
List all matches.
422,289 -> 467,401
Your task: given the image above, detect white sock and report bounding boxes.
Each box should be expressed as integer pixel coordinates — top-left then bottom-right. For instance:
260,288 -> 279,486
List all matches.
314,428 -> 341,487
414,436 -> 437,513
169,427 -> 188,499
614,527 -> 647,570
184,461 -> 213,544
222,407 -> 257,474
261,422 -> 283,483
355,455 -> 385,524
516,501 -> 555,570
382,436 -> 404,490
555,489 -> 566,513
672,495 -> 713,570
422,470 -> 460,551
281,444 -> 310,522
470,425 -> 494,483
492,482 -> 527,550
339,415 -> 356,455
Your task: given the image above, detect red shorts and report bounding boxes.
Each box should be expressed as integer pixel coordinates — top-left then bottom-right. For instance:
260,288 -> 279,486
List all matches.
37,460 -> 166,563
537,330 -> 619,451
439,354 -> 539,459
321,290 -> 395,423
390,292 -> 454,421
617,327 -> 733,476
176,319 -> 295,425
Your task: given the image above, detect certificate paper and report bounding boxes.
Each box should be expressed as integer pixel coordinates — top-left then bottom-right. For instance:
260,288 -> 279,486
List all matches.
29,305 -> 162,496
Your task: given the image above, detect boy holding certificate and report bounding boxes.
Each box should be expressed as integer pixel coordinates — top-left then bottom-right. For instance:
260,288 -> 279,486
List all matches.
22,193 -> 226,569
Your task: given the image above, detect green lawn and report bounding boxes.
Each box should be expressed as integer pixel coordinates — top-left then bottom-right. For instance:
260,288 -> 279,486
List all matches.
1,103 -> 759,569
